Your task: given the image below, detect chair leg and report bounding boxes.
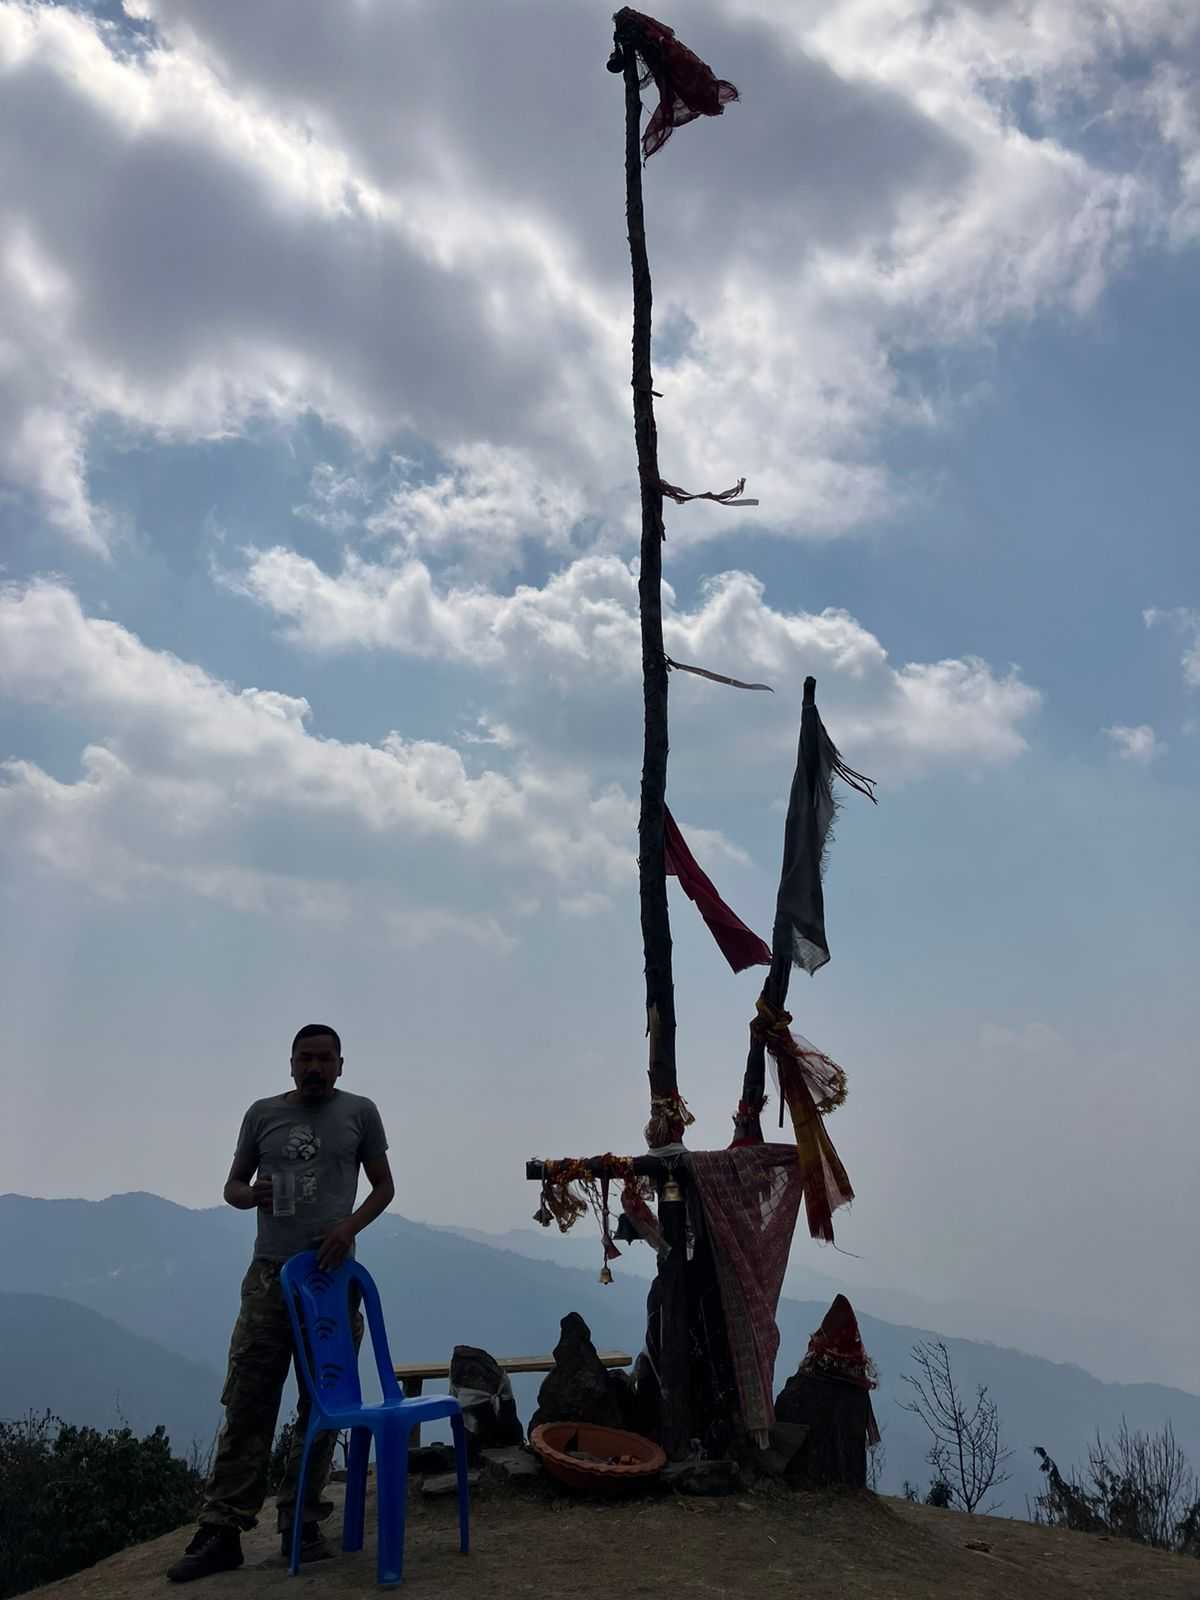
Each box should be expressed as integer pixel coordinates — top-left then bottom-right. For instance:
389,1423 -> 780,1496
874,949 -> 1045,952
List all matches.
343,1426 -> 371,1554
451,1411 -> 470,1556
373,1418 -> 408,1588
289,1432 -> 316,1578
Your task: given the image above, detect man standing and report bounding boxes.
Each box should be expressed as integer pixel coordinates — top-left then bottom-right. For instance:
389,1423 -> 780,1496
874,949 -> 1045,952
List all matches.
167,1024 -> 394,1582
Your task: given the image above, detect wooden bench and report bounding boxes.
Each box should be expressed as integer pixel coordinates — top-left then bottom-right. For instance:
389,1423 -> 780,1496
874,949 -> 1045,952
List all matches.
394,1351 -> 634,1444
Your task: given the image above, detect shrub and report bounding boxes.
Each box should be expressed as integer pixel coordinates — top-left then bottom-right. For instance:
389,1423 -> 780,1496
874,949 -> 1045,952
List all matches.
0,1412 -> 202,1598
1033,1421 -> 1200,1557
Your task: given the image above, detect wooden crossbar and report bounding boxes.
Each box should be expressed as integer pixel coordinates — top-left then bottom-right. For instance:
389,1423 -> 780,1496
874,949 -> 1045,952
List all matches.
395,1351 -> 632,1384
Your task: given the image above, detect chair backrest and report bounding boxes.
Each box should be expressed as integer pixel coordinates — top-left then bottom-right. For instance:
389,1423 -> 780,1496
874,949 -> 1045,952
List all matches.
280,1252 -> 403,1417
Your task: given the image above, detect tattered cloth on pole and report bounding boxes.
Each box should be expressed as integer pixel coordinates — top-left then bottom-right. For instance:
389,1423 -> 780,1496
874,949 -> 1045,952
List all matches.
664,807 -> 771,973
774,696 -> 876,977
612,8 -> 739,160
661,477 -> 758,508
752,1000 -> 854,1244
750,683 -> 873,1239
688,1145 -> 803,1446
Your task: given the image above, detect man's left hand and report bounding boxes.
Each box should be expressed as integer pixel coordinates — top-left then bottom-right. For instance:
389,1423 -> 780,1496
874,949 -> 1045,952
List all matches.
317,1219 -> 358,1271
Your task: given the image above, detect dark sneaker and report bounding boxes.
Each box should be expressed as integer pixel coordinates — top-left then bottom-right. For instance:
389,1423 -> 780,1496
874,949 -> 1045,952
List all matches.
281,1522 -> 333,1564
166,1525 -> 243,1583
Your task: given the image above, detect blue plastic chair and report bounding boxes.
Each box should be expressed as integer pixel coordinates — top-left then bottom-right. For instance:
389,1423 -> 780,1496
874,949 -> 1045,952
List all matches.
279,1251 -> 470,1587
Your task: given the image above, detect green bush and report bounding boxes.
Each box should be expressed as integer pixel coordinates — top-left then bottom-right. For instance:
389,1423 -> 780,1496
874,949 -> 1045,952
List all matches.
0,1412 -> 202,1598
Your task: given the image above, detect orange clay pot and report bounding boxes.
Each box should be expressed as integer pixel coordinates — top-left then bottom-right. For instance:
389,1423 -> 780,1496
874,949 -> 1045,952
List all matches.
530,1422 -> 666,1492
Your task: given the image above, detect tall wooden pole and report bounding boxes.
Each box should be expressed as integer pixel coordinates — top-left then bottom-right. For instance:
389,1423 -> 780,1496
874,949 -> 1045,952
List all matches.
612,26 -> 688,1460
621,44 -> 678,1114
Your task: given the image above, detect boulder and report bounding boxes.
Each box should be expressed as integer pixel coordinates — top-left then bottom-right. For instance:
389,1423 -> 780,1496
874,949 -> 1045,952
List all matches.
747,1420 -> 811,1481
773,1370 -> 871,1489
480,1445 -> 541,1483
449,1344 -> 524,1449
528,1313 -> 635,1434
422,1469 -> 481,1498
774,1294 -> 878,1489
408,1442 -> 454,1476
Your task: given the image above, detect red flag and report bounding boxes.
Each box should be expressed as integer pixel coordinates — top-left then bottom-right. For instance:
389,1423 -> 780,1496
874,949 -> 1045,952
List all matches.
613,9 -> 739,161
664,808 -> 771,973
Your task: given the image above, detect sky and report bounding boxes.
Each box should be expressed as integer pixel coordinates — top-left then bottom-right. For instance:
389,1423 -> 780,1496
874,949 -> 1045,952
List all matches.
2,0 -> 1199,1391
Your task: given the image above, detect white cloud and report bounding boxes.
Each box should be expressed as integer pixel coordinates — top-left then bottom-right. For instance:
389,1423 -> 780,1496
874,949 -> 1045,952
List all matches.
0,0 -> 1186,555
228,546 -> 1041,775
0,564 -> 1040,938
0,2 -> 621,553
365,445 -> 590,577
1104,722 -> 1166,763
1144,605 -> 1200,687
0,579 -> 641,925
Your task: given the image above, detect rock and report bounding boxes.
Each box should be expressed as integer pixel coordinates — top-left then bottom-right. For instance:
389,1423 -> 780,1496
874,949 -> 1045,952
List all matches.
480,1445 -> 541,1482
769,1421 -> 811,1455
965,1539 -> 992,1554
662,1459 -> 740,1497
409,1443 -> 454,1476
449,1345 -> 524,1449
529,1313 -> 634,1434
422,1469 -> 481,1498
775,1296 -> 878,1490
754,1421 -> 811,1479
774,1371 -> 871,1489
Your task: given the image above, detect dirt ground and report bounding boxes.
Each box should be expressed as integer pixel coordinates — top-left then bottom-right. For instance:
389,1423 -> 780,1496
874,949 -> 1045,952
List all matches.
32,1474 -> 1200,1600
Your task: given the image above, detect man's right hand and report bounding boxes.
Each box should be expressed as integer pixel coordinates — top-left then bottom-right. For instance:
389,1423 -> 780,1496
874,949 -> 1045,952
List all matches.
225,1176 -> 273,1210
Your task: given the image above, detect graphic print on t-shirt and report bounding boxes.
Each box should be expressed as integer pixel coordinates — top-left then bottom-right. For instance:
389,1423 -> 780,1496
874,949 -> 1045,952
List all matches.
283,1124 -> 321,1162
283,1124 -> 321,1203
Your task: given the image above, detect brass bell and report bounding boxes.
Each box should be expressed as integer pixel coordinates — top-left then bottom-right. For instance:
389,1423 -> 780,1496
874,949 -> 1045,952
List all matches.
661,1178 -> 683,1204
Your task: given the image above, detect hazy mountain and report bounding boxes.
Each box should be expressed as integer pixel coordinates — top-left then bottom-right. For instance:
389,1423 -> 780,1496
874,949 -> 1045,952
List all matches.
3,1191 -> 1198,1516
0,1292 -> 221,1455
437,1220 -> 1199,1395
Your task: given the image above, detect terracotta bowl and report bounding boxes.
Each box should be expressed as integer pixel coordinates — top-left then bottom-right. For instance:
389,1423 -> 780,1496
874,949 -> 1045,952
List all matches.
530,1422 -> 666,1492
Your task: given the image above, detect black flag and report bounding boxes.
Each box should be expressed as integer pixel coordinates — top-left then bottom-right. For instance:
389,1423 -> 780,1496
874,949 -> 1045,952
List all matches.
774,678 -> 876,974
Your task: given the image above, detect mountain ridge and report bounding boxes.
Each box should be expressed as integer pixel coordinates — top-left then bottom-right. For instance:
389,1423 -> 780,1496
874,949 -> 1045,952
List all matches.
0,1291 -> 222,1453
3,1191 -> 1197,1515
432,1218 -> 1199,1395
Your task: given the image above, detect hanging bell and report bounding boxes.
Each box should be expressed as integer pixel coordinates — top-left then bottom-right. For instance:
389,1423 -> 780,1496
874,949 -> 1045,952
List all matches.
599,1264 -> 614,1285
661,1178 -> 683,1204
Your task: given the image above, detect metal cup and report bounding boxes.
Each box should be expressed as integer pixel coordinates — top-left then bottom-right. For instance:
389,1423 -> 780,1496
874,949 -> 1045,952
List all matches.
271,1166 -> 297,1217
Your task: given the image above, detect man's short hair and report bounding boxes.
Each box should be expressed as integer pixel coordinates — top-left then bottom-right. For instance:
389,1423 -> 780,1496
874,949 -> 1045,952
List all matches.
292,1023 -> 342,1057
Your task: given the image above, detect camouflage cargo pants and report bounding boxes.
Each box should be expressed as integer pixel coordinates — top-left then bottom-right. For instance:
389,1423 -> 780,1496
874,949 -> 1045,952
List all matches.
201,1259 -> 364,1534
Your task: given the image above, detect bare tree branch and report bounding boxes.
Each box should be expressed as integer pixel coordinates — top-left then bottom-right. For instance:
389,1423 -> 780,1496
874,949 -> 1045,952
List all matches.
900,1338 -> 1011,1514
1034,1418 -> 1200,1553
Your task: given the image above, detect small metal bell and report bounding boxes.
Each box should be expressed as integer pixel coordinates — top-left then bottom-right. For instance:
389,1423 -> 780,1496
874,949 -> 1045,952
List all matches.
661,1178 -> 683,1204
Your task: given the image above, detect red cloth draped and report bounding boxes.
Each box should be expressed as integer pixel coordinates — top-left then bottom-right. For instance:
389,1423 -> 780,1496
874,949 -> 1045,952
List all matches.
614,8 -> 739,160
688,1146 -> 803,1445
664,808 -> 771,974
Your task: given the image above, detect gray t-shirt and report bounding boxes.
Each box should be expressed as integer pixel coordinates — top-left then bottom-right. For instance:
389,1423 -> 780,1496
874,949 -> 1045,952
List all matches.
233,1089 -> 389,1262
